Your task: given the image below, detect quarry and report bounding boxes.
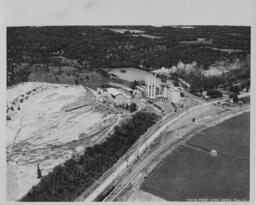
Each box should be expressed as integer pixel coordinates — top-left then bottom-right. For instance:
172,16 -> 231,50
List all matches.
7,82 -> 120,200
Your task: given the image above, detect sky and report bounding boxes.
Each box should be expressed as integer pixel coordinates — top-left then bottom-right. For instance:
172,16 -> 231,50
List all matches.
1,0 -> 256,26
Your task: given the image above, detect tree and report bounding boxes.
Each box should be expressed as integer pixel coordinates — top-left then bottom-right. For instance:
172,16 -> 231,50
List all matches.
207,90 -> 223,99
130,81 -> 139,90
129,102 -> 137,112
37,164 -> 42,179
113,125 -> 120,135
173,80 -> 179,87
233,93 -> 239,104
229,85 -> 240,94
125,103 -> 129,110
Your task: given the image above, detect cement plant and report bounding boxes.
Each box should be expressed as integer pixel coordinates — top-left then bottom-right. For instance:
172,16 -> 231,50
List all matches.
6,26 -> 250,202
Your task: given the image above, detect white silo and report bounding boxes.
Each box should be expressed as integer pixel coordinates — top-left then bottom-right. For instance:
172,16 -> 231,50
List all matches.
163,86 -> 168,98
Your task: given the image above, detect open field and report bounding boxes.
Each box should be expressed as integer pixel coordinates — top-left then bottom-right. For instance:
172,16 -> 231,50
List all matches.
189,112 -> 249,158
141,112 -> 249,201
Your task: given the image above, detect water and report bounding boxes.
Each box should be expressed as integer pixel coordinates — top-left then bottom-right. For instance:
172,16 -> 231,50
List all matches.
108,68 -> 162,85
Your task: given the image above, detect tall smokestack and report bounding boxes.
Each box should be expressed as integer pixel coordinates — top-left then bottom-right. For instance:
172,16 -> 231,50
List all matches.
150,75 -> 153,98
147,76 -> 150,97
153,73 -> 156,97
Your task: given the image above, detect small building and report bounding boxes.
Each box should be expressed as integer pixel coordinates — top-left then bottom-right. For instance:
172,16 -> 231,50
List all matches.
135,86 -> 147,98
204,96 -> 210,101
99,92 -> 114,104
210,149 -> 218,156
202,91 -> 210,100
238,100 -> 243,106
114,94 -> 130,106
107,88 -> 120,98
133,89 -> 143,99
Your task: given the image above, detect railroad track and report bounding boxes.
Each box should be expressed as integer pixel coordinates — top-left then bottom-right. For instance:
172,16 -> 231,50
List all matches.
83,93 -> 250,202
103,136 -> 179,201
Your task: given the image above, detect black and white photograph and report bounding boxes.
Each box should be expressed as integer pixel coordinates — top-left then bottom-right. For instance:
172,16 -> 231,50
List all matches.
0,0 -> 255,203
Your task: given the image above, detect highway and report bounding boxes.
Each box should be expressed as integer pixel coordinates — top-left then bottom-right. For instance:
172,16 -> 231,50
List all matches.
82,92 -> 250,202
103,130 -> 183,201
104,107 -> 250,201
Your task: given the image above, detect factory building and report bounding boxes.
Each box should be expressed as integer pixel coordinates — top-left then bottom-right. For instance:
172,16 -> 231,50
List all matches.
98,73 -> 182,105
145,73 -> 181,103
114,94 -> 130,106
107,88 -> 121,98
135,86 -> 147,98
167,87 -> 181,103
98,87 -> 131,106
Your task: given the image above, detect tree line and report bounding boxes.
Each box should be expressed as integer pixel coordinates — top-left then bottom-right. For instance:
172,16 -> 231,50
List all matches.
21,111 -> 159,201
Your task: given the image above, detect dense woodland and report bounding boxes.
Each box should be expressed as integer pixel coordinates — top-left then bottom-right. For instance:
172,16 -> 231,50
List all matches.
21,111 -> 159,201
182,59 -> 250,95
7,26 -> 250,87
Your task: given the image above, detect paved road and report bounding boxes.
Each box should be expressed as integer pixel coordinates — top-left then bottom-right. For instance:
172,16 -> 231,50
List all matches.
83,93 -> 250,202
104,133 -> 180,201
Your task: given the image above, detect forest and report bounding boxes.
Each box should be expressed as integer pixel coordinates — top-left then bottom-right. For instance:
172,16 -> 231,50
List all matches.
7,26 -> 250,87
21,111 -> 159,201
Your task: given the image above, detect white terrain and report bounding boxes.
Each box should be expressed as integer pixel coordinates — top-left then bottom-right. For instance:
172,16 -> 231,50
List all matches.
6,82 -> 118,201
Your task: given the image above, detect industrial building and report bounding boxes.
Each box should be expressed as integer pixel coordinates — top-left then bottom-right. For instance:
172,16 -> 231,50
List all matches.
98,87 -> 131,107
167,87 -> 181,103
145,73 -> 181,103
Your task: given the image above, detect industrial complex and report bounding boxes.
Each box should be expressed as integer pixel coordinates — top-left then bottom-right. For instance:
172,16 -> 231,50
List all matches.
95,72 -> 182,111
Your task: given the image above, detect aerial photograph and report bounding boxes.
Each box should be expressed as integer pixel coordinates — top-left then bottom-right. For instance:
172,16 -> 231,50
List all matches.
6,25 -> 250,202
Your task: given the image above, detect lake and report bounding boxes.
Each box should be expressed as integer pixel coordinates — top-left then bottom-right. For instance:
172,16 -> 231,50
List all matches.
108,68 -> 162,85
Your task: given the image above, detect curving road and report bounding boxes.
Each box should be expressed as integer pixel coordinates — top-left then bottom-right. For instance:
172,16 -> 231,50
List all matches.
82,93 -> 250,202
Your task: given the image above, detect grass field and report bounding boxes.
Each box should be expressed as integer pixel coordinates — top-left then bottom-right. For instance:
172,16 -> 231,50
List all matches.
141,112 -> 249,201
189,112 -> 249,158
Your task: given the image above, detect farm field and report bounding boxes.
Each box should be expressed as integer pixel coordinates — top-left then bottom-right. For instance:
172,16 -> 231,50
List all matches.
141,112 -> 249,201
188,112 -> 249,158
